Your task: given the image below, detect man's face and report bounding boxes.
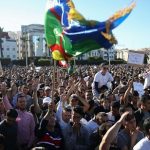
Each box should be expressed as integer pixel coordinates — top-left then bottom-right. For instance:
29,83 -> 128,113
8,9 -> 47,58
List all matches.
17,97 -> 26,110
59,86 -> 64,95
111,107 -> 119,116
97,115 -> 108,125
70,98 -> 78,107
72,111 -> 81,124
85,91 -> 92,100
62,110 -> 71,123
39,89 -> 44,97
102,100 -> 109,109
132,96 -> 139,103
23,87 -> 29,95
125,118 -> 136,131
102,66 -> 108,74
45,89 -> 51,96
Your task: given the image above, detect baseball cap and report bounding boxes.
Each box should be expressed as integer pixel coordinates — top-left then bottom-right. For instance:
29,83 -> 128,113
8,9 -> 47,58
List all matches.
43,97 -> 52,104
44,86 -> 51,91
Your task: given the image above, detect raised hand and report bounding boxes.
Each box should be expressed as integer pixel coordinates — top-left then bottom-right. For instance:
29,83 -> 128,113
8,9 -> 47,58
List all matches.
32,79 -> 39,92
118,111 -> 130,124
1,82 -> 7,95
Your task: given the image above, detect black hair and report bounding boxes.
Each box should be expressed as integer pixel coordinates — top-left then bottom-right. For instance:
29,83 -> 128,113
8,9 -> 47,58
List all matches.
88,100 -> 95,110
93,106 -> 102,116
143,117 -> 150,135
17,93 -> 25,102
125,114 -> 135,122
63,105 -> 72,112
119,104 -> 132,113
133,90 -> 139,97
141,94 -> 150,104
111,101 -> 120,109
73,105 -> 84,117
39,84 -> 45,88
6,109 -> 18,118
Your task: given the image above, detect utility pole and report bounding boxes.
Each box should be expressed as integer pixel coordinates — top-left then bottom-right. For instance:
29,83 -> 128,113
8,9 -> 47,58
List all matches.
107,48 -> 111,66
25,39 -> 28,67
21,35 -> 30,67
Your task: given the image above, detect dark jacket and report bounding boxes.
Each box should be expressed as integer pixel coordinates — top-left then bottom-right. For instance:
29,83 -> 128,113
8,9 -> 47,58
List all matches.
36,119 -> 64,150
0,120 -> 18,150
134,109 -> 150,129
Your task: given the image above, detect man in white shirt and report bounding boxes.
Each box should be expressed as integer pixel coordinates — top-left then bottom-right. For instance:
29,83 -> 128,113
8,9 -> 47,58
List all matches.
133,117 -> 150,150
86,112 -> 108,135
133,76 -> 144,97
92,63 -> 113,98
56,100 -> 72,130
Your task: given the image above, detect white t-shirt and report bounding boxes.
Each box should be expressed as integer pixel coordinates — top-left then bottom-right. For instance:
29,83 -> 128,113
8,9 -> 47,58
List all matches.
92,71 -> 113,89
56,100 -> 69,130
133,137 -> 150,150
107,111 -> 115,123
86,119 -> 99,135
133,82 -> 144,97
143,71 -> 150,89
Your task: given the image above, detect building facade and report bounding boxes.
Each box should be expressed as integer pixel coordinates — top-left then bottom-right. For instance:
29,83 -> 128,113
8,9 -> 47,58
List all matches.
21,24 -> 48,59
1,38 -> 18,60
77,47 -> 116,61
100,47 -> 116,61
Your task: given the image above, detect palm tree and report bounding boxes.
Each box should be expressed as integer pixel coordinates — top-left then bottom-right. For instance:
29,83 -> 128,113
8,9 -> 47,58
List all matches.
0,27 -> 4,58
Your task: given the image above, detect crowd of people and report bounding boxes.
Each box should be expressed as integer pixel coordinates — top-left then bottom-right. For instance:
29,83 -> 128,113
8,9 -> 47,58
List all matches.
0,63 -> 150,150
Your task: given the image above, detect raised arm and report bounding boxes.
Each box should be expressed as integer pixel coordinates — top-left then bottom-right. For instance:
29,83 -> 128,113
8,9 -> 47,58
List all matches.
1,82 -> 13,110
121,80 -> 133,105
99,112 -> 129,150
32,79 -> 41,114
56,94 -> 67,122
65,81 -> 80,101
77,95 -> 90,112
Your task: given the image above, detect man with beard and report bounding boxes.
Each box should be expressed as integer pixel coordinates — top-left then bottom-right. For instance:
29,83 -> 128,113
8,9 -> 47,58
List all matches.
2,82 -> 35,149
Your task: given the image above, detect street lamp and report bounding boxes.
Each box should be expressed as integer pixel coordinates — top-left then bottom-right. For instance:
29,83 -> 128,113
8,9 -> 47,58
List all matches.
21,36 -> 30,67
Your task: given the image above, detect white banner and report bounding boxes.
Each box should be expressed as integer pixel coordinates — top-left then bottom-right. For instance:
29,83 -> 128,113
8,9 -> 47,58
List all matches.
128,51 -> 144,65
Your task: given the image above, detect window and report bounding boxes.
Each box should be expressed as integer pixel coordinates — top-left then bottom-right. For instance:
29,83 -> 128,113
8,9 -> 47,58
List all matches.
13,55 -> 16,58
7,48 -> 9,51
13,48 -> 15,51
7,55 -> 10,58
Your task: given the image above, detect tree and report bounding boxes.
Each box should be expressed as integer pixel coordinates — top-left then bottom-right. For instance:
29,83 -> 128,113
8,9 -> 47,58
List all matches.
0,27 -> 4,58
144,53 -> 149,64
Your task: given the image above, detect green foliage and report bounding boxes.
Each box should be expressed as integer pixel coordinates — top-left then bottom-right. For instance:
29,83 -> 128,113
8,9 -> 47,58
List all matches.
75,57 -> 126,65
37,58 -> 51,66
144,54 -> 148,64
110,60 -> 126,64
12,59 -> 26,66
0,58 -> 11,65
76,56 -> 107,65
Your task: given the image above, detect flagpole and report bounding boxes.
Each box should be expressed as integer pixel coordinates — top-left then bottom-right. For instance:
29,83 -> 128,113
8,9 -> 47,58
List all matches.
51,60 -> 56,102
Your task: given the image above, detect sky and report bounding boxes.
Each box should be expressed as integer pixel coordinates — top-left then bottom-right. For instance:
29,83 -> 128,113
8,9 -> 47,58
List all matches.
0,0 -> 150,49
